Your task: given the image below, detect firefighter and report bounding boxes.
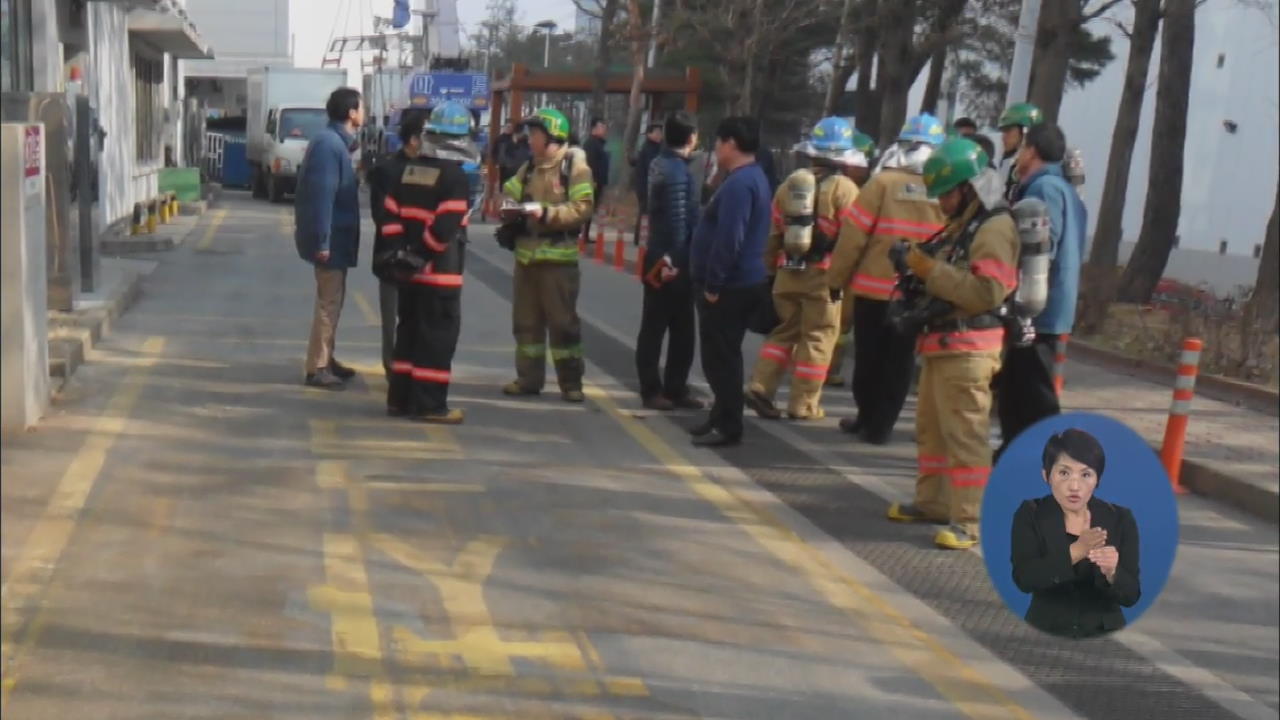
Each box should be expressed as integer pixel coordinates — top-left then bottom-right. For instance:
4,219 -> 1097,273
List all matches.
499,108 -> 595,402
378,101 -> 475,423
825,129 -> 876,388
827,113 -> 947,444
997,101 -> 1044,201
886,138 -> 1020,550
745,118 -> 866,419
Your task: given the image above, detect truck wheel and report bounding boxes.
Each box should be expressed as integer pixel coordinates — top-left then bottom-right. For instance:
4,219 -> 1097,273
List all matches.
268,172 -> 284,203
252,168 -> 267,199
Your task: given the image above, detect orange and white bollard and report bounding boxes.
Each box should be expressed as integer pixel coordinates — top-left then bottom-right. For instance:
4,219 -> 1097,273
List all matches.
595,229 -> 609,263
636,245 -> 646,280
614,232 -> 625,270
1159,337 -> 1202,494
639,214 -> 650,246
1053,334 -> 1069,395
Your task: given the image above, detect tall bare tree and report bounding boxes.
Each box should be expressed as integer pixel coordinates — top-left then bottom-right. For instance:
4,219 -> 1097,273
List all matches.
1028,0 -> 1123,122
873,0 -> 969,146
1118,0 -> 1196,303
1245,182 -> 1280,332
1077,0 -> 1163,333
620,0 -> 651,166
572,0 -> 624,119
823,0 -> 858,115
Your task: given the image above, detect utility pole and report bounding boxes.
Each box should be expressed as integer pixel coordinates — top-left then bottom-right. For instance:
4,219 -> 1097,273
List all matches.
1005,0 -> 1042,108
534,20 -> 558,108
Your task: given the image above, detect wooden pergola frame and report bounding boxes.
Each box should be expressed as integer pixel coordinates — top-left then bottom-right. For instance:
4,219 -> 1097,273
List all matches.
484,63 -> 702,216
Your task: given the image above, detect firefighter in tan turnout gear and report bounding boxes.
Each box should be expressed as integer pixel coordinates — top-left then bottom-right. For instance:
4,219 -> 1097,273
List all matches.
746,117 -> 866,420
827,114 -> 947,445
499,108 -> 595,403
824,129 -> 876,388
884,138 -> 1021,550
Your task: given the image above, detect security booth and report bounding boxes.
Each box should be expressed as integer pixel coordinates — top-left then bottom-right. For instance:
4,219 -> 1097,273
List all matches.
483,63 -> 701,220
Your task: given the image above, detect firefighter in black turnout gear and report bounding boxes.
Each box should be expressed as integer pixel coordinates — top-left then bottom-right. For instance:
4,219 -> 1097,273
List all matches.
372,102 -> 477,423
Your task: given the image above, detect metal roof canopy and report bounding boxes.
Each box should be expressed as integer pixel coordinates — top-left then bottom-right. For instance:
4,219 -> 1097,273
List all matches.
483,63 -> 701,217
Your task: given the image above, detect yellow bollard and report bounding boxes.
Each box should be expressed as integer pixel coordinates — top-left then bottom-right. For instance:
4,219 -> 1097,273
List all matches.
169,192 -> 179,217
146,200 -> 158,233
131,202 -> 144,235
158,196 -> 170,224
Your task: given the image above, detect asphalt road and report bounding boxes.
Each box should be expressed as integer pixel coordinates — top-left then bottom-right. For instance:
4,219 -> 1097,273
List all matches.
1,191 -> 1275,720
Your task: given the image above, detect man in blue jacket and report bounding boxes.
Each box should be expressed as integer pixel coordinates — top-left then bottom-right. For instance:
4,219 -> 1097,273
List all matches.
635,111 -> 704,412
295,87 -> 364,389
995,122 -> 1087,457
688,116 -> 772,447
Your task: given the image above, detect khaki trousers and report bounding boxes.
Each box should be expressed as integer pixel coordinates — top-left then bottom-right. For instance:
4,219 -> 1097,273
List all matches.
512,262 -> 584,392
305,267 -> 347,374
748,283 -> 840,417
913,350 -> 1002,536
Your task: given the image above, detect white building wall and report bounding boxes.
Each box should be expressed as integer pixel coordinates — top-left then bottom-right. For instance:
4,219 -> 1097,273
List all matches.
182,0 -> 289,78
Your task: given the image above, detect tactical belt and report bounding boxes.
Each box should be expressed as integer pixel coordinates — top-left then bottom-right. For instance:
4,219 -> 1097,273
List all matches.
925,313 -> 1003,333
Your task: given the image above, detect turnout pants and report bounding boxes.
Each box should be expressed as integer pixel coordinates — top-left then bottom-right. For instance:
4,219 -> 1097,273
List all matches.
378,280 -> 398,381
635,274 -> 697,401
913,350 -> 1002,536
513,262 -> 584,392
749,281 -> 840,417
697,284 -> 763,439
388,285 -> 461,415
851,298 -> 917,437
827,292 -> 855,382
993,333 -> 1062,460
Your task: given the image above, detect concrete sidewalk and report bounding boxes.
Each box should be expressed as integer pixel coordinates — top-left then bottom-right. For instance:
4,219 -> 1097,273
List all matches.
1058,353 -> 1279,524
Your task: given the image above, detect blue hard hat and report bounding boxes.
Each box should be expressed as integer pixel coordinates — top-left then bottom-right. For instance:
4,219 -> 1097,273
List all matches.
899,113 -> 946,145
810,116 -> 854,153
427,101 -> 472,136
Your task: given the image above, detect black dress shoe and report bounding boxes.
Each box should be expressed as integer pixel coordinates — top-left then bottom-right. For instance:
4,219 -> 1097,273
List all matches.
305,368 -> 346,390
692,430 -> 741,448
860,428 -> 891,446
689,420 -> 716,437
838,417 -> 863,435
328,359 -> 357,381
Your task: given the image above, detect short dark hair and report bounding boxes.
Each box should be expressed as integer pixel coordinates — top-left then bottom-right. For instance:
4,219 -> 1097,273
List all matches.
590,117 -> 607,130
1041,429 -> 1106,484
645,123 -> 663,136
972,134 -> 997,167
398,111 -> 426,145
664,111 -> 696,149
953,116 -> 978,131
1025,122 -> 1067,163
715,116 -> 760,154
326,87 -> 362,123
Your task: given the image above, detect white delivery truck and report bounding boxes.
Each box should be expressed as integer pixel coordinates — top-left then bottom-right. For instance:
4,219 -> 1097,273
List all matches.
246,66 -> 346,202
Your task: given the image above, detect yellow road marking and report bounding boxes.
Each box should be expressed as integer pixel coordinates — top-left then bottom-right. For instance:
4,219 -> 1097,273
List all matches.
353,290 -> 380,327
1,336 -> 165,708
583,382 -> 1035,720
307,460 -> 397,719
194,208 -> 229,250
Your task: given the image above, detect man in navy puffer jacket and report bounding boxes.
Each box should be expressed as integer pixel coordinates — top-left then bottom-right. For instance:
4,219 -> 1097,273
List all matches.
635,112 -> 704,411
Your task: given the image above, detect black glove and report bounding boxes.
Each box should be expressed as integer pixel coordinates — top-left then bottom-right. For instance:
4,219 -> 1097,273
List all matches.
889,240 -> 911,276
829,287 -> 843,303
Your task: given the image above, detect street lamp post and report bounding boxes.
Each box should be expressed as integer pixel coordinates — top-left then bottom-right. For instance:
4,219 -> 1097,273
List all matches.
534,20 -> 558,109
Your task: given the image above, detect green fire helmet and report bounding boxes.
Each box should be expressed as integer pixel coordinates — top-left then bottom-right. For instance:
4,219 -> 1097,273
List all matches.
523,107 -> 570,142
998,102 -> 1043,130
851,130 -> 876,157
922,138 -> 990,198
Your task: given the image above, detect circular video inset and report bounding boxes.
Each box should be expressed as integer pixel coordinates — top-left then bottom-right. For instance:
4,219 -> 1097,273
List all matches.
980,412 -> 1180,640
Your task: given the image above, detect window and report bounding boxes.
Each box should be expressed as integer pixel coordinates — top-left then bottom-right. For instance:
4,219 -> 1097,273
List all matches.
1,0 -> 34,93
134,53 -> 163,163
277,108 -> 328,141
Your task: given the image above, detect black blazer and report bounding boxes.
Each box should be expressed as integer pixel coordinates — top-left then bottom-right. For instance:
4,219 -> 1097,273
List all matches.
1011,495 -> 1141,639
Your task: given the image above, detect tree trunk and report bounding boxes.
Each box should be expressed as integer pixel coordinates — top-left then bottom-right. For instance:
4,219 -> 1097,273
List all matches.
1119,0 -> 1196,304
875,1 -> 914,147
590,0 -> 621,119
851,0 -> 881,136
1245,182 -> 1280,331
1076,0 -> 1161,334
1028,0 -> 1078,124
620,0 -> 647,168
739,0 -> 768,114
920,43 -> 947,114
823,0 -> 858,116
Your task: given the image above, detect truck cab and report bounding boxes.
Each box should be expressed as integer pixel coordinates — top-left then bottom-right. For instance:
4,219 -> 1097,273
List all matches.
257,104 -> 328,202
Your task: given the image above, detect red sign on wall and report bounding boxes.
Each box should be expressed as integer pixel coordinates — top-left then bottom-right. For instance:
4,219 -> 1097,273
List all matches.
23,125 -> 41,178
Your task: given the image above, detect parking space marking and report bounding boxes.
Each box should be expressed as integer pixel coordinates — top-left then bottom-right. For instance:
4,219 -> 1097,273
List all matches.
584,381 -> 1036,720
1,337 -> 166,708
194,209 -> 229,251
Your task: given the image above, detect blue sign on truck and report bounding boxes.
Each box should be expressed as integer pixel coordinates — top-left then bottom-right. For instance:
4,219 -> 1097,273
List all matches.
408,72 -> 490,110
